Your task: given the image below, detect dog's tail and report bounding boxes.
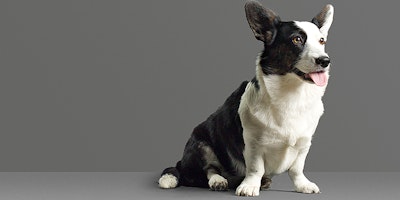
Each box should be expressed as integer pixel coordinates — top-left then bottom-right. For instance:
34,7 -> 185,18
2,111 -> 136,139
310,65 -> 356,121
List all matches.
158,161 -> 181,189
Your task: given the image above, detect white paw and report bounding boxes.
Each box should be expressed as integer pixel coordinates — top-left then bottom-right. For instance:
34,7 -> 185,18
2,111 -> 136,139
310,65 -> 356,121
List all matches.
158,174 -> 178,189
235,183 -> 260,196
295,181 -> 320,194
208,174 -> 228,191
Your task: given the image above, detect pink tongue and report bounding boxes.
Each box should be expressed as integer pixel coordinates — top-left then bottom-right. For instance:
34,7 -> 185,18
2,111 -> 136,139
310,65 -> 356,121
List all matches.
309,72 -> 327,86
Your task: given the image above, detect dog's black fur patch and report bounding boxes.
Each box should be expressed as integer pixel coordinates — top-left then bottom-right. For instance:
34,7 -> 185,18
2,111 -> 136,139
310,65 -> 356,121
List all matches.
259,22 -> 307,75
166,81 -> 248,188
251,76 -> 259,90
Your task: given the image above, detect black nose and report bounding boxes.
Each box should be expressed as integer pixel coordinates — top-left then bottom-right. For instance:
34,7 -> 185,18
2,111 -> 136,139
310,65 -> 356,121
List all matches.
315,56 -> 330,68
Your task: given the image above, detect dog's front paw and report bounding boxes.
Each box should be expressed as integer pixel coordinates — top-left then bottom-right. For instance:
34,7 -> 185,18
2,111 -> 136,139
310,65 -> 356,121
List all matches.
208,175 -> 228,191
295,181 -> 320,194
235,183 -> 260,196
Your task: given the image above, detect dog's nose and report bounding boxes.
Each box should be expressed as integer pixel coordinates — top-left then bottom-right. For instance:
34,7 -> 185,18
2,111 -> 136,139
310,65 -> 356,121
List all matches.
315,56 -> 330,68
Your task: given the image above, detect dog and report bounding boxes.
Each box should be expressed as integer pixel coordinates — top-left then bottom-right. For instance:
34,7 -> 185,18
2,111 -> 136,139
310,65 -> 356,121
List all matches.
158,0 -> 334,196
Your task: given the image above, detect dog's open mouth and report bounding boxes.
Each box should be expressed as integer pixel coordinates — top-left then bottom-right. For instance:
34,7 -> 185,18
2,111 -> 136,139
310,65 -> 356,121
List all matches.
293,69 -> 328,87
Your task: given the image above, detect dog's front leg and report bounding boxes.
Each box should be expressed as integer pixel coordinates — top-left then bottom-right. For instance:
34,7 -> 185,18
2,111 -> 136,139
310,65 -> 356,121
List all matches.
288,147 -> 320,194
235,138 -> 264,196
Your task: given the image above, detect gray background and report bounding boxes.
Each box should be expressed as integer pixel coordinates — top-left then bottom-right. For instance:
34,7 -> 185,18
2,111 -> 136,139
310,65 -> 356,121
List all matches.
0,0 -> 399,172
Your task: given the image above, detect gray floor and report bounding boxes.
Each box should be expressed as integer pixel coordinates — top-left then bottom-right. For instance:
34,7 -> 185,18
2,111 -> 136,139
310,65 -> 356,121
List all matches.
0,172 -> 399,200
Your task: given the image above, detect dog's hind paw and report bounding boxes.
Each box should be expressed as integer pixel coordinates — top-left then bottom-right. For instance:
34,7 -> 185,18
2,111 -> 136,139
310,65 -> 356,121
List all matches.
261,176 -> 272,190
208,174 -> 228,191
158,174 -> 178,189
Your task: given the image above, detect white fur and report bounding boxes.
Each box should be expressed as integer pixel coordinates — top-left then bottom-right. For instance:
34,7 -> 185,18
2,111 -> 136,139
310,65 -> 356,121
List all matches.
236,51 -> 328,196
158,174 -> 178,189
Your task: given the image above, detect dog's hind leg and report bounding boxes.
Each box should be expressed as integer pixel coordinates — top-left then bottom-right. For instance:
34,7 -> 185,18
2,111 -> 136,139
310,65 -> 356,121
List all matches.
201,144 -> 229,191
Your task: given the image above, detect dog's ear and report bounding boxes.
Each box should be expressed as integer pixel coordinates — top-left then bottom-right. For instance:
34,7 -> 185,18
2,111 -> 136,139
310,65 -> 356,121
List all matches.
312,4 -> 334,37
245,0 -> 280,45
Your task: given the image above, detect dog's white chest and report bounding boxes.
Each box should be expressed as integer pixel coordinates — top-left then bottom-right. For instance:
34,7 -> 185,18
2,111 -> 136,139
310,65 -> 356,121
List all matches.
239,74 -> 326,176
256,106 -> 319,175
261,136 -> 311,175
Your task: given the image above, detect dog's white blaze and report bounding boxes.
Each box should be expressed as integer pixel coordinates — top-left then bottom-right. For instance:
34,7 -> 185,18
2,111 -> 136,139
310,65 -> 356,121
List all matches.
296,21 -> 327,56
294,21 -> 329,73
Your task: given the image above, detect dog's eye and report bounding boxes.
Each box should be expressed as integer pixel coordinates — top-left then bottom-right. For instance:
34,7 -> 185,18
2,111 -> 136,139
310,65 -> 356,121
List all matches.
292,36 -> 303,44
319,38 -> 326,45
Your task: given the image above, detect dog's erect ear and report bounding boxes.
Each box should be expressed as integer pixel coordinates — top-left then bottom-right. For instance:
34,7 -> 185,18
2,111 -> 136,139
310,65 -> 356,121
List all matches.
311,4 -> 334,37
245,0 -> 280,44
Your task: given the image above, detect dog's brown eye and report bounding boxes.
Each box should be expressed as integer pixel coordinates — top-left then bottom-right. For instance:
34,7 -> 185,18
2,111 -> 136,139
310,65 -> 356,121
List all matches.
319,38 -> 326,45
292,36 -> 302,44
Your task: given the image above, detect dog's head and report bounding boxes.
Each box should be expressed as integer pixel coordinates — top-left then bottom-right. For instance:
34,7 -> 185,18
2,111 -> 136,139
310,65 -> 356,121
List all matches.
245,1 -> 334,87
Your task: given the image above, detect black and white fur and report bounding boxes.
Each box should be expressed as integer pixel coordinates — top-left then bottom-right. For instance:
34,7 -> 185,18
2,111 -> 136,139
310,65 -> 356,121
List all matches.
159,1 -> 334,196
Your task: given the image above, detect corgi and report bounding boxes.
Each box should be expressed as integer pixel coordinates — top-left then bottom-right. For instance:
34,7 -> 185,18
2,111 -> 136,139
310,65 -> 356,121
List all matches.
159,0 -> 334,196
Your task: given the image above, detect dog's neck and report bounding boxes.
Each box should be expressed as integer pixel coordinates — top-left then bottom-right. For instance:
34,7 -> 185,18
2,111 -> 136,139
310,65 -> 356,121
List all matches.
254,58 -> 328,108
